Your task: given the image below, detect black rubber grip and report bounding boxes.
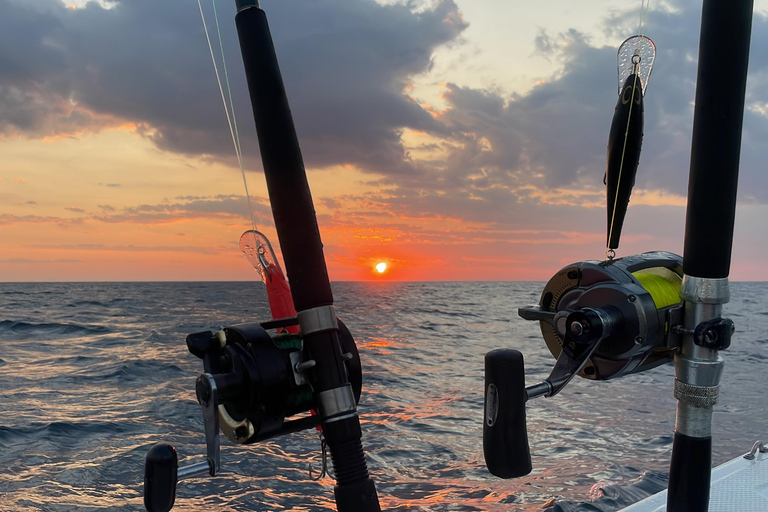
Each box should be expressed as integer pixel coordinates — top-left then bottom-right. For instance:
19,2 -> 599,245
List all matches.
683,0 -> 752,278
144,443 -> 178,512
667,432 -> 712,512
334,477 -> 382,512
483,349 -> 532,478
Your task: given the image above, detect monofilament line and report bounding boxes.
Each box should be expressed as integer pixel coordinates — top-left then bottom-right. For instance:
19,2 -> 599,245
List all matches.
197,0 -> 258,233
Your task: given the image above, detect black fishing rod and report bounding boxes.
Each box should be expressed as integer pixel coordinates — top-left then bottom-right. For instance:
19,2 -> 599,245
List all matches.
233,1 -> 381,510
143,1 -> 381,511
668,0 -> 753,509
482,1 -> 753,510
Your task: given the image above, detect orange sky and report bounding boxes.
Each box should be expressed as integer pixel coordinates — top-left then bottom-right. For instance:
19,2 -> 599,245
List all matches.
2,0 -> 768,282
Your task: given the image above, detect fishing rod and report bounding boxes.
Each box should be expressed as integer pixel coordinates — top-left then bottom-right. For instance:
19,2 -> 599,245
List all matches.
483,1 -> 753,511
668,0 -> 752,509
143,1 -> 381,511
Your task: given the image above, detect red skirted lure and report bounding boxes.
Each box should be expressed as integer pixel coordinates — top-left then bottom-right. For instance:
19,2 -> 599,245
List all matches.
606,35 -> 655,257
239,230 -> 298,333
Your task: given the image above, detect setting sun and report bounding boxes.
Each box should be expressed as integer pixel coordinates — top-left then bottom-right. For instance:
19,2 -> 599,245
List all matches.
375,262 -> 388,273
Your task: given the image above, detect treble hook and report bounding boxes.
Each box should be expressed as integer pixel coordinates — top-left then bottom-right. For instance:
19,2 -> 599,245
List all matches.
308,431 -> 331,481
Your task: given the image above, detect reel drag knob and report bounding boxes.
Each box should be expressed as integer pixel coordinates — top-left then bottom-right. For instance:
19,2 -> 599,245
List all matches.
483,349 -> 532,478
144,442 -> 178,512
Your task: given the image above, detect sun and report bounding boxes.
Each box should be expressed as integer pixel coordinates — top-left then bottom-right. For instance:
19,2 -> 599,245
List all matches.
375,262 -> 387,273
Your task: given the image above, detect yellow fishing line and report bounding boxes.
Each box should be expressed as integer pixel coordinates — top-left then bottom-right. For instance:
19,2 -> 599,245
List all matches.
633,271 -> 681,309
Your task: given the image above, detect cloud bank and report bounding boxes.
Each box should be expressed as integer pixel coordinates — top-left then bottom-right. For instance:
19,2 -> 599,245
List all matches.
3,0 -> 768,233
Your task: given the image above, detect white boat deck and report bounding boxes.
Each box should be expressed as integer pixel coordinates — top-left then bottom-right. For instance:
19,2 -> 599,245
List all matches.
622,445 -> 768,511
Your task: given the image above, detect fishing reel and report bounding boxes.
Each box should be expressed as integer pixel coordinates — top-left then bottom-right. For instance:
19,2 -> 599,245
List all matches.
483,251 -> 723,477
144,317 -> 362,512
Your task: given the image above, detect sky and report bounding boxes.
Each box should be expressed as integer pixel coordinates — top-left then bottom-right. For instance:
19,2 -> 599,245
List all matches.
1,0 -> 768,282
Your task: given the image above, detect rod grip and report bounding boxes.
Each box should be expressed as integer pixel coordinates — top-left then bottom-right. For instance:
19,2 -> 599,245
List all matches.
144,443 -> 178,512
483,349 -> 532,478
667,432 -> 712,512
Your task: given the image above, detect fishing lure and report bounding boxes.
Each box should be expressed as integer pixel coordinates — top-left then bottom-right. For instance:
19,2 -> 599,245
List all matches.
605,35 -> 655,258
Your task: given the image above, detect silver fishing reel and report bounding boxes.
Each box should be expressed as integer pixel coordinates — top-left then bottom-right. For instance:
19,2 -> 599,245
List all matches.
483,251 -> 732,478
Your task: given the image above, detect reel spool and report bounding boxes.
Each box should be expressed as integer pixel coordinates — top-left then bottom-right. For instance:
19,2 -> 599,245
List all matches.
484,251 -> 686,479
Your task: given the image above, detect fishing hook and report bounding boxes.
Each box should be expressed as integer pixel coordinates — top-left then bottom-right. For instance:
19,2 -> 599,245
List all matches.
308,431 -> 332,481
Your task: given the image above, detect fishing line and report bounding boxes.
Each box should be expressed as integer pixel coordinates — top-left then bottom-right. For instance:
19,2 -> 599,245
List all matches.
197,0 -> 258,233
606,0 -> 652,259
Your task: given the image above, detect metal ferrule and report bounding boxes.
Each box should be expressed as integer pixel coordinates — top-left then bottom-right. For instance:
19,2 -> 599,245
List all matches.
525,381 -> 552,400
680,275 -> 730,304
298,305 -> 339,336
675,402 -> 714,438
674,355 -> 724,387
235,0 -> 260,12
317,384 -> 357,419
324,412 -> 358,425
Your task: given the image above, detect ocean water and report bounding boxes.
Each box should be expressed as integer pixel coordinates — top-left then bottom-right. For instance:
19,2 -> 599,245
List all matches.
0,281 -> 766,511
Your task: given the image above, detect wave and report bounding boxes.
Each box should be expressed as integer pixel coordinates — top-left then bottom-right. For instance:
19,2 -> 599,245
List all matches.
0,320 -> 110,338
545,470 -> 668,511
0,421 -> 128,448
71,360 -> 186,384
65,300 -> 109,308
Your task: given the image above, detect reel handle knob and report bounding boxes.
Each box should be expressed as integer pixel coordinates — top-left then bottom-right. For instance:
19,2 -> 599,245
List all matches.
483,349 -> 532,478
144,442 -> 178,512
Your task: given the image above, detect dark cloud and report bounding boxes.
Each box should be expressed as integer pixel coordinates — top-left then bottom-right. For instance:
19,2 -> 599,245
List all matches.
100,194 -> 271,224
3,0 -> 767,240
359,0 -> 768,232
1,195 -> 268,226
1,0 -> 465,176
23,243 -> 220,254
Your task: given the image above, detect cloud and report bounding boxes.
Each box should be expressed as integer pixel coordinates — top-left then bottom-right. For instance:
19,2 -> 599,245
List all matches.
353,0 -> 768,232
0,258 -> 82,263
115,194 -> 268,222
0,213 -> 85,226
1,195 -> 269,226
22,243 -> 220,254
0,0 -> 466,176
3,0 -> 767,239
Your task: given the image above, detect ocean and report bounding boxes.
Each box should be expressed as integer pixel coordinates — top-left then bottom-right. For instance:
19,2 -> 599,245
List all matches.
0,281 -> 766,511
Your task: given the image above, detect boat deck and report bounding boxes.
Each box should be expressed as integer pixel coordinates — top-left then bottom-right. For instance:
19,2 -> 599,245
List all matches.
622,445 -> 768,511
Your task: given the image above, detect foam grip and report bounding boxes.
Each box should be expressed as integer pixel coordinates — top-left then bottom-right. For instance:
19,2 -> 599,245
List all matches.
483,349 -> 532,478
144,443 -> 178,512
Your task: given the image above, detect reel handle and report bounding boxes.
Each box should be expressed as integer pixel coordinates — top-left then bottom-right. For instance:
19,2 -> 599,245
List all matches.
144,443 -> 213,512
144,373 -> 222,511
144,443 -> 178,512
483,349 -> 532,478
